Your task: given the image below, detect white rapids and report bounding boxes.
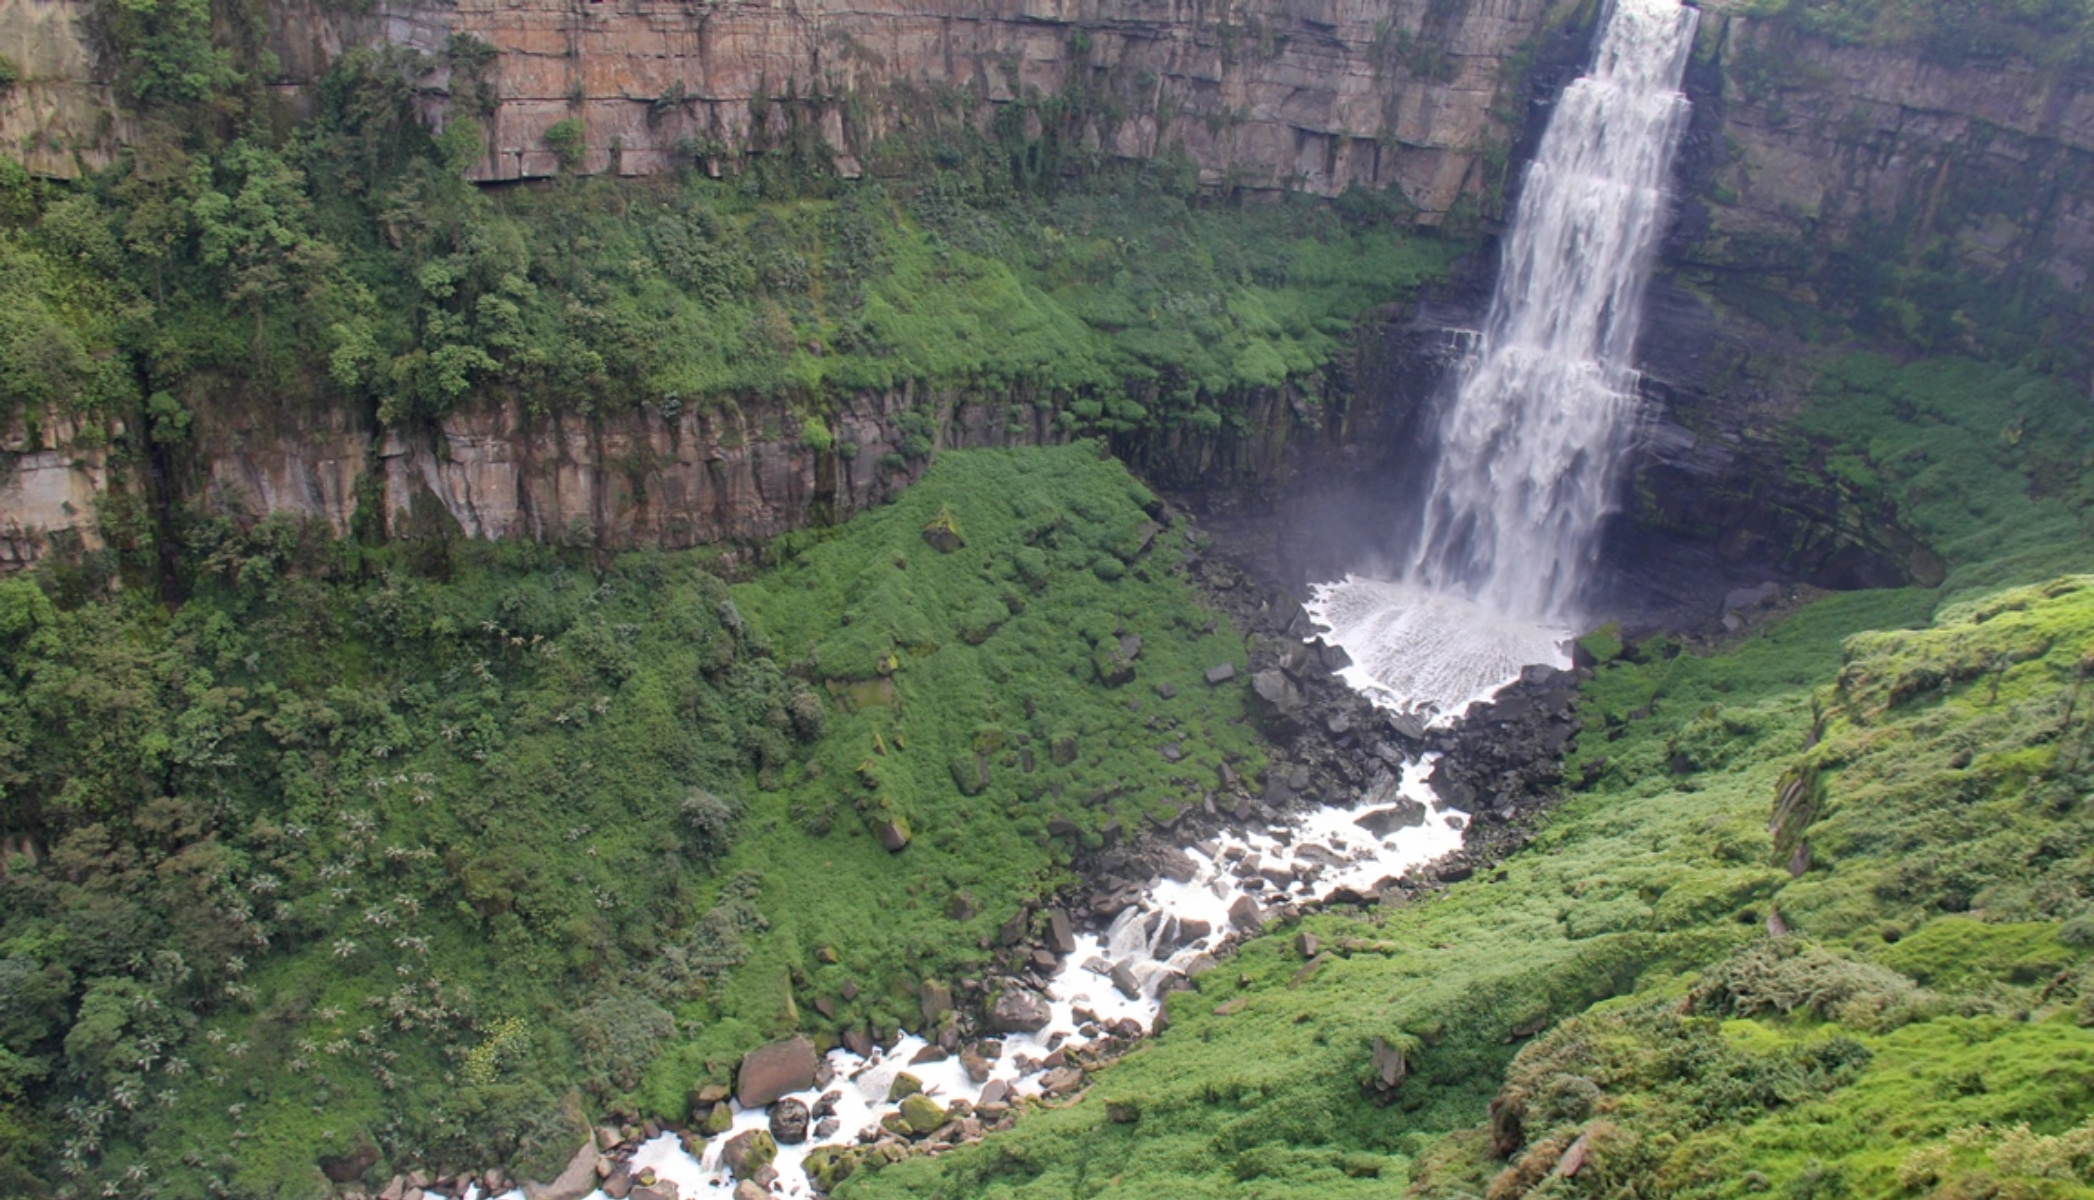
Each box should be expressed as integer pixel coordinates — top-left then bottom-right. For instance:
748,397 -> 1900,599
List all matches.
1310,0 -> 1700,723
531,760 -> 1463,1198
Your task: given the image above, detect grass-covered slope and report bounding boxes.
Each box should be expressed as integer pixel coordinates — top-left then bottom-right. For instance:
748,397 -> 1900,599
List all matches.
0,444 -> 1257,1198
844,578 -> 2094,1200
1790,355 -> 2094,598
640,445 -> 1262,1110
838,357 -> 2094,1200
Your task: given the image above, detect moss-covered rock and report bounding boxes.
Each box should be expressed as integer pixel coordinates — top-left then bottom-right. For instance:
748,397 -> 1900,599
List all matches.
721,1129 -> 776,1179
899,1092 -> 948,1135
803,1145 -> 858,1191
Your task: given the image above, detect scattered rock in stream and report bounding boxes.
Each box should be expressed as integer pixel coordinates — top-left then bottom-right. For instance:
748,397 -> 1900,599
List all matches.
736,1036 -> 819,1108
768,1097 -> 811,1145
985,982 -> 1053,1033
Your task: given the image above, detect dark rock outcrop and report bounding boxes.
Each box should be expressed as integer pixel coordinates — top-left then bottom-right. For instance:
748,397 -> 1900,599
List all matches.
767,1098 -> 810,1146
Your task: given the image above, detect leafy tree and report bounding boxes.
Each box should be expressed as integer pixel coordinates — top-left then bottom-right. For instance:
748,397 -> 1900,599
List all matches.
188,141 -> 343,354
94,0 -> 236,108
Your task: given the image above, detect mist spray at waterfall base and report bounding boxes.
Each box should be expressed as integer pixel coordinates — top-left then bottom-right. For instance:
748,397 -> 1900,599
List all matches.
1310,0 -> 1697,723
1305,578 -> 1570,722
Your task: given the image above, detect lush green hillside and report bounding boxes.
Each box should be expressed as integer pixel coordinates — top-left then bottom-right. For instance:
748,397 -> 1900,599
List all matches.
0,444 -> 1259,1198
0,40 -> 1454,457
6,3 -> 2094,1195
842,594 -> 2094,1199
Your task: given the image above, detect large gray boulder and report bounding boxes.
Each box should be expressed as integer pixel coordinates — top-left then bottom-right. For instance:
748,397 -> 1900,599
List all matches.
1228,894 -> 1264,933
768,1097 -> 811,1145
1354,798 -> 1427,837
521,1137 -> 600,1200
984,981 -> 1052,1033
1046,908 -> 1077,955
721,1129 -> 777,1179
1248,669 -> 1307,736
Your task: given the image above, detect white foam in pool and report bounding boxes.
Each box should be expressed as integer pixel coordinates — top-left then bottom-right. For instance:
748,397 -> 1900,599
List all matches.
1306,575 -> 1569,726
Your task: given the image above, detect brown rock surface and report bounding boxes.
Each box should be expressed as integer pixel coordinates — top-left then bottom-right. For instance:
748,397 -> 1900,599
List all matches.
735,1035 -> 819,1109
2,0 -> 1555,212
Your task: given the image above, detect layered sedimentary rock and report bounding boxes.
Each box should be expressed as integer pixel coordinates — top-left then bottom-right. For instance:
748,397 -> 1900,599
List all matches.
1680,3 -> 2094,322
4,0 -> 2092,572
0,411 -> 113,570
0,363 -> 1399,568
0,0 -> 137,176
6,0 -> 1569,214
186,385 -> 1063,552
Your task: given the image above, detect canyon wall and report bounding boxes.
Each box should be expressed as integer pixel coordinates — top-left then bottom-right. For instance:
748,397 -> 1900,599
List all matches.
3,0 -> 2091,576
1676,4 -> 2094,352
0,370 -> 1386,570
189,384 -> 1070,551
5,0 -> 1574,214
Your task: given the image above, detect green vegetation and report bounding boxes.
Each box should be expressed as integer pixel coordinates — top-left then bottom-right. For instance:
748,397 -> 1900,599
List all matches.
842,556 -> 2094,1200
1789,355 -> 2094,597
1739,0 -> 2094,70
6,1 -> 2094,1197
0,41 -> 1455,462
0,535 -> 797,1196
0,445 -> 1260,1196
829,369 -> 2094,1199
644,445 -> 1261,1114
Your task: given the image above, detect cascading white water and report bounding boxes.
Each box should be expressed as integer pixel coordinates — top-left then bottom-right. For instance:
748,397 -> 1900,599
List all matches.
563,760 -> 1465,1200
1310,0 -> 1699,722
1411,0 -> 1698,617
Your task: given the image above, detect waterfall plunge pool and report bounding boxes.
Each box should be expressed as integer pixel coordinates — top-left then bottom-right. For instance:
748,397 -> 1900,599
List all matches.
1304,576 -> 1572,727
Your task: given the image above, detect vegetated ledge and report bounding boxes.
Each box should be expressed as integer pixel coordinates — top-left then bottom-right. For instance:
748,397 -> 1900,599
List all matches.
0,157 -> 1463,576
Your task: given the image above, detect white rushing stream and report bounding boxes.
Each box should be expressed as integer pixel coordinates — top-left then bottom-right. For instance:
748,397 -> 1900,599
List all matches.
533,762 -> 1464,1198
1310,0 -> 1700,723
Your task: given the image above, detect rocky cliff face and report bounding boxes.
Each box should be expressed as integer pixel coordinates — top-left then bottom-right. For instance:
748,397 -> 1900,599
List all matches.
0,0 -> 135,177
175,387 -> 1058,558
5,0 -> 1574,214
1,366 -> 1402,570
1674,3 -> 2094,354
0,411 -> 114,570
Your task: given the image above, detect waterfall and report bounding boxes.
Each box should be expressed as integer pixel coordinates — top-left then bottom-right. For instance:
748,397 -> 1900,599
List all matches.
1309,0 -> 1699,721
1411,0 -> 1699,619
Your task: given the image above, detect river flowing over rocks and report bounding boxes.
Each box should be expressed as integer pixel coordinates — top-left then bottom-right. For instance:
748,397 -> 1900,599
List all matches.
425,528 -> 1587,1200
433,6 -> 1702,1196
504,765 -> 1468,1198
